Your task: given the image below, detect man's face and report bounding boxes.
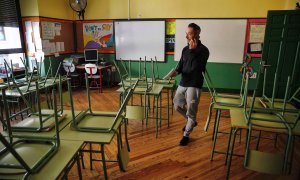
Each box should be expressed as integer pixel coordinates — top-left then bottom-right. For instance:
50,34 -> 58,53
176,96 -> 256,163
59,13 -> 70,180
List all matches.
185,27 -> 198,43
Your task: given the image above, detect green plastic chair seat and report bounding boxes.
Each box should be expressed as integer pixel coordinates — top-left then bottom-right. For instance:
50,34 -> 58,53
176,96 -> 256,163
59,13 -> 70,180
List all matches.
75,114 -> 117,129
259,98 -> 297,110
0,142 -> 54,174
11,114 -> 66,131
215,93 -> 241,99
246,150 -> 284,175
230,109 -> 248,128
126,105 -> 145,120
214,96 -> 242,105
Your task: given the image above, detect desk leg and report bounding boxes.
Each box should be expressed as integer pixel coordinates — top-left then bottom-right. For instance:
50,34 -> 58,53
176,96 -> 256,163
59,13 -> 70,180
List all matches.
167,90 -> 170,127
124,118 -> 130,152
100,69 -> 103,93
89,143 -> 93,170
76,153 -> 83,180
156,95 -> 159,138
109,67 -> 112,87
160,93 -> 162,128
101,144 -> 108,180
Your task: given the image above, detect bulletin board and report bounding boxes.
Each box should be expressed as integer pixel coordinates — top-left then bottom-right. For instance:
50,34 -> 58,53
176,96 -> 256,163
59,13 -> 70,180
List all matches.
175,19 -> 247,64
22,17 -> 75,56
244,19 -> 267,57
115,20 -> 165,61
75,20 -> 115,54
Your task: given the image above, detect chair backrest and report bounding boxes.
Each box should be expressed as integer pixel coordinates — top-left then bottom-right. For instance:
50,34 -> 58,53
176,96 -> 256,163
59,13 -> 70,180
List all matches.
85,63 -> 97,75
0,87 -> 60,176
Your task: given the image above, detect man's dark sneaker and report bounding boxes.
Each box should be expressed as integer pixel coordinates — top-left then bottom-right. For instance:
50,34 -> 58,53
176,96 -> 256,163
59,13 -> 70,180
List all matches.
179,136 -> 189,146
182,121 -> 198,132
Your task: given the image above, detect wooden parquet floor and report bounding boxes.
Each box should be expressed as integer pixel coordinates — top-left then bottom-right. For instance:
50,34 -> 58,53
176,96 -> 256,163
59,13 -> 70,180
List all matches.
66,87 -> 299,180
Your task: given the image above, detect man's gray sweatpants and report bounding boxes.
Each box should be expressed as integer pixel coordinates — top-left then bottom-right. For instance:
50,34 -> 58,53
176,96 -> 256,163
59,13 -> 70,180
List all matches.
173,86 -> 201,137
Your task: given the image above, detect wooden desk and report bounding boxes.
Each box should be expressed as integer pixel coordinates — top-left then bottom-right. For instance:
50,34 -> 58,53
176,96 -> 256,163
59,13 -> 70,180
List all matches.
0,110 -> 83,179
59,112 -> 125,180
76,64 -> 112,93
117,83 -> 164,137
0,140 -> 83,180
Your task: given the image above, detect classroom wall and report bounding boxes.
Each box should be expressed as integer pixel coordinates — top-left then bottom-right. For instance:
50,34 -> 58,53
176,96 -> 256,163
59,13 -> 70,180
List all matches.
84,0 -> 290,19
37,0 -> 74,20
20,0 -> 74,19
19,0 -> 298,90
20,0 -> 39,17
285,0 -> 299,9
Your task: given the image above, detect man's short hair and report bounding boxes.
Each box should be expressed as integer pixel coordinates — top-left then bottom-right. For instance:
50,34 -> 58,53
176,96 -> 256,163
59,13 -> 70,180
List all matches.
188,23 -> 201,32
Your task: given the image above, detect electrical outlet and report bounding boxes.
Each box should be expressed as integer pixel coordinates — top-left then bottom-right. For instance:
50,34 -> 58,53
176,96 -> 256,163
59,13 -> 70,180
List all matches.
250,72 -> 257,79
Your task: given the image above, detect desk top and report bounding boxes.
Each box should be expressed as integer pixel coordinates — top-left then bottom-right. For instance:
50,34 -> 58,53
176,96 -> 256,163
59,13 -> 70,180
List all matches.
0,140 -> 84,180
2,110 -> 81,138
2,77 -> 68,97
30,140 -> 83,180
60,113 -> 122,144
117,83 -> 164,96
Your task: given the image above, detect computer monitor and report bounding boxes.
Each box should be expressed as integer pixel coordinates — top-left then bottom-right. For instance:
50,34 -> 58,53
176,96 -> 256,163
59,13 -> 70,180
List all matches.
84,49 -> 98,63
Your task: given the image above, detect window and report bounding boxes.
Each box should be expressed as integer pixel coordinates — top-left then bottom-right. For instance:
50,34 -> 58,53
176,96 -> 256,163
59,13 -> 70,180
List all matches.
0,0 -> 25,69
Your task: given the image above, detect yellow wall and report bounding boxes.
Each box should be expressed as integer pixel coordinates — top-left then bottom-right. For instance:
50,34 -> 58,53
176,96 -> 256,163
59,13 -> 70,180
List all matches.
285,0 -> 299,9
83,0 -> 128,20
20,0 -> 297,19
20,0 -> 39,17
37,0 -> 74,20
84,0 -> 291,19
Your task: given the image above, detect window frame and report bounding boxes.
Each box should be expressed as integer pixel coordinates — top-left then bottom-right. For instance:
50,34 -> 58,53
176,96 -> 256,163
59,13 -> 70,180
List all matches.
0,0 -> 26,55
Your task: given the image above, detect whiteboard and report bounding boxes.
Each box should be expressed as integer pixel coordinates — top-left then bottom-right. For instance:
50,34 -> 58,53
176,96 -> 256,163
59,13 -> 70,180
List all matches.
115,21 -> 165,61
175,19 -> 247,64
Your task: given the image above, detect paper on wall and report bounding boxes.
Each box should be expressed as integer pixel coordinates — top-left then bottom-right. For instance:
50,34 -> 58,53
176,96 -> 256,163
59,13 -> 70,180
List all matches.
42,40 -> 51,55
27,42 -> 35,53
250,43 -> 262,52
49,42 -> 56,53
41,21 -> 55,39
32,22 -> 41,40
25,21 -> 32,32
249,24 -> 266,43
35,38 -> 42,50
25,32 -> 33,44
56,42 -> 61,52
60,42 -> 64,51
55,23 -> 61,36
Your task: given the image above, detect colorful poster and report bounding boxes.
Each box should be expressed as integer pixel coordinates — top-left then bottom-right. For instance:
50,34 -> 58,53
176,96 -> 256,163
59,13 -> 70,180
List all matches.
166,20 -> 175,53
83,22 -> 114,52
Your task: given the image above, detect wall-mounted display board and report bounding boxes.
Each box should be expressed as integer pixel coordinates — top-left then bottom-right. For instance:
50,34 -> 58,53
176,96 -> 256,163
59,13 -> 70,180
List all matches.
75,20 -> 114,54
244,19 -> 267,57
22,17 -> 75,56
115,20 -> 165,61
175,19 -> 247,64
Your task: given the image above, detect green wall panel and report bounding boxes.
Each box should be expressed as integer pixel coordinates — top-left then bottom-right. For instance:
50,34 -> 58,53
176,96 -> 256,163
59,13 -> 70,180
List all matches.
46,54 -> 261,92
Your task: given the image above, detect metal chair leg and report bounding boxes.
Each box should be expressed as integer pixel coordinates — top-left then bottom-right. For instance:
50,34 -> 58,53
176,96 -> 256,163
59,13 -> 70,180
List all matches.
210,109 -> 221,160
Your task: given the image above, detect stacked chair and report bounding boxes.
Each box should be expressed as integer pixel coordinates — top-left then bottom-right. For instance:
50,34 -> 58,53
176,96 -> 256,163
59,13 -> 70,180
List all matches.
114,57 -> 152,124
63,73 -> 136,179
204,49 -> 299,179
114,57 -> 165,137
226,63 -> 300,179
0,85 -> 61,179
1,57 -> 67,132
